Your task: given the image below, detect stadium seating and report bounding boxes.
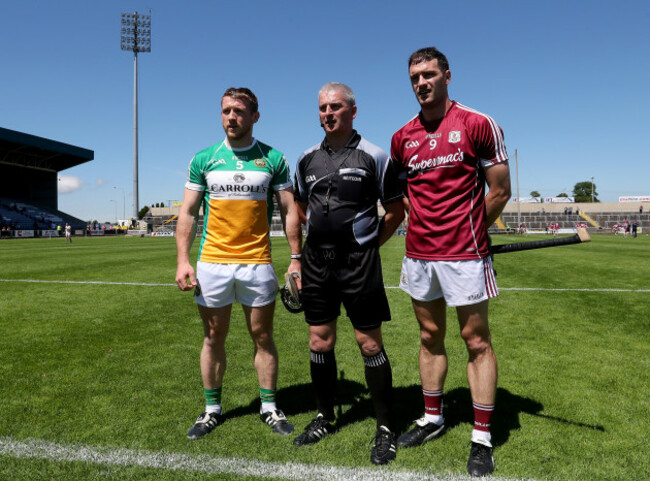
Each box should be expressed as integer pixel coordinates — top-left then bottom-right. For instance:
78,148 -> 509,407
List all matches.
492,210 -> 648,233
0,198 -> 85,232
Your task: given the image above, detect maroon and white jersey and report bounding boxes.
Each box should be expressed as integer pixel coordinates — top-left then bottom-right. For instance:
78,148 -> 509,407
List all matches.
391,101 -> 508,261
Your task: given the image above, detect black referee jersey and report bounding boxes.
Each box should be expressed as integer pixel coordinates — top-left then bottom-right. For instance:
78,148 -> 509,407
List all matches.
294,131 -> 403,249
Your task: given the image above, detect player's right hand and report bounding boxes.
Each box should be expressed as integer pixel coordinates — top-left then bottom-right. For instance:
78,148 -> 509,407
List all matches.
175,263 -> 197,291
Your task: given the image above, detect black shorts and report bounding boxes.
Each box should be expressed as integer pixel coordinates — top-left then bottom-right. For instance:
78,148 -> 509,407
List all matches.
301,242 -> 391,330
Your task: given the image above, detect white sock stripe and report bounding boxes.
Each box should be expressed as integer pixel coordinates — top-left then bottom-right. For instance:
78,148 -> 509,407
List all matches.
310,350 -> 335,365
363,350 -> 388,367
473,402 -> 495,412
422,389 -> 444,396
310,351 -> 324,364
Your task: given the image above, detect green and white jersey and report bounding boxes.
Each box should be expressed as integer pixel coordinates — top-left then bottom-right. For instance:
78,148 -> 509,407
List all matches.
185,138 -> 292,264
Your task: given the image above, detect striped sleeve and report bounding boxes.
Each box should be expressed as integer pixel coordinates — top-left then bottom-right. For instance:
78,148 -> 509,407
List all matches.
184,155 -> 206,192
457,103 -> 508,167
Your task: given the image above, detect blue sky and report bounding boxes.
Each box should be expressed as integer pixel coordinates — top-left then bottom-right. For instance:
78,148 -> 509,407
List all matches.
2,0 -> 649,222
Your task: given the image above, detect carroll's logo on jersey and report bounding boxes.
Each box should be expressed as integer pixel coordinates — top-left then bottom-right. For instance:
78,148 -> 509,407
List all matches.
405,140 -> 420,149
209,183 -> 268,195
449,131 -> 461,143
254,159 -> 266,168
233,173 -> 245,183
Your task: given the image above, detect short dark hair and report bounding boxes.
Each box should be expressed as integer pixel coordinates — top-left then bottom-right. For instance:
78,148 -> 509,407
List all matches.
408,47 -> 450,72
222,87 -> 258,113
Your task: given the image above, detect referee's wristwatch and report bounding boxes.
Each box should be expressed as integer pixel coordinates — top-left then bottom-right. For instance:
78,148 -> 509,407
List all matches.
290,253 -> 302,260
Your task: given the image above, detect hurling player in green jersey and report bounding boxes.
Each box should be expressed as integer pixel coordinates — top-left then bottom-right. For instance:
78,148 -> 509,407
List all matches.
176,88 -> 302,439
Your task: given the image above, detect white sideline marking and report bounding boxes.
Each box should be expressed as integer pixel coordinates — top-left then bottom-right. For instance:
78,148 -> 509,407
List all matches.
0,279 -> 176,287
0,436 -> 535,481
0,279 -> 648,293
386,286 -> 650,293
499,287 -> 650,292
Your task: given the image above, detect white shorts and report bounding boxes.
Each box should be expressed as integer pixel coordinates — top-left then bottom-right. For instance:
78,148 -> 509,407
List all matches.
399,257 -> 498,307
195,262 -> 279,308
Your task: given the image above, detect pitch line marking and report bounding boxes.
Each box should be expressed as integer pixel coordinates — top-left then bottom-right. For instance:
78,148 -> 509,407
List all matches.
0,279 -> 648,293
0,436 -> 536,481
386,286 -> 650,293
0,279 -> 176,287
499,287 -> 650,292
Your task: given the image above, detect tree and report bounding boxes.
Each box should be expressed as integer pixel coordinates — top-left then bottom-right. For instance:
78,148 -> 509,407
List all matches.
573,181 -> 599,203
530,190 -> 541,198
138,205 -> 150,220
160,202 -> 165,208
557,192 -> 568,197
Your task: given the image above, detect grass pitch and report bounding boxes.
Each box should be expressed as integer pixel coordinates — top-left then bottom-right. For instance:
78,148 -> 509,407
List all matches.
0,233 -> 648,480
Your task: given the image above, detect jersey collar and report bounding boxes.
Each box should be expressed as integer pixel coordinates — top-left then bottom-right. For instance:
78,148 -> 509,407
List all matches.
321,130 -> 361,153
224,137 -> 258,151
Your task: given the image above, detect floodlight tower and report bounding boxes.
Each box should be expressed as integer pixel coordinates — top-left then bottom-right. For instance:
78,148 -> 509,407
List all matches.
121,11 -> 151,219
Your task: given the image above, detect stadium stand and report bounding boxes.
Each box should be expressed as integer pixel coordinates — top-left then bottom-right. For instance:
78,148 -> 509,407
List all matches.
146,197 -> 646,238
146,200 -> 411,237
492,202 -> 649,234
0,127 -> 93,236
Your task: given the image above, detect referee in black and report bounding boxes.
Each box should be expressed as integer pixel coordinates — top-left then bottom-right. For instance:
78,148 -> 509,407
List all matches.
290,82 -> 405,465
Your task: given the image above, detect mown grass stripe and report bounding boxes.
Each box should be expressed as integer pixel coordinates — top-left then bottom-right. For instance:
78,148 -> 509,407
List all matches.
0,437 -> 535,481
0,279 -> 648,293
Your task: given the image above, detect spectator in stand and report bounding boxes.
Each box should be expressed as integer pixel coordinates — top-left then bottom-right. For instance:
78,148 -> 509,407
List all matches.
640,205 -> 644,214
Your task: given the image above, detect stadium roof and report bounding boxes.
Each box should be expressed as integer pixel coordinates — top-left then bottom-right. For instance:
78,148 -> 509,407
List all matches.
0,126 -> 94,172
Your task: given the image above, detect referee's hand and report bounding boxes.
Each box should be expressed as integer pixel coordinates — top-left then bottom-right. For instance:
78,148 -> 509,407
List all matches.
287,259 -> 302,290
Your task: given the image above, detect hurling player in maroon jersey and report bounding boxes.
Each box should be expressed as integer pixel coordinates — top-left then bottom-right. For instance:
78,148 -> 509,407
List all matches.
391,47 -> 511,477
